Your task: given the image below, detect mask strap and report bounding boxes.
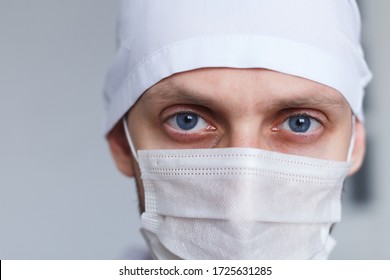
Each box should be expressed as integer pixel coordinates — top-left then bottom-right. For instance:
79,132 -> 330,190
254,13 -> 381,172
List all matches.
123,117 -> 139,163
347,116 -> 356,162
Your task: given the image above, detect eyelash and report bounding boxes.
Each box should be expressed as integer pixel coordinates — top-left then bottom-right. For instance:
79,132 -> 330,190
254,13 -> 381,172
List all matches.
281,112 -> 323,129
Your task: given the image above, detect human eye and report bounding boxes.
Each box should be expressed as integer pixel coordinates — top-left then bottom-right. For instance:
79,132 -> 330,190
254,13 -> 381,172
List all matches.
166,112 -> 210,132
279,114 -> 322,133
160,105 -> 218,144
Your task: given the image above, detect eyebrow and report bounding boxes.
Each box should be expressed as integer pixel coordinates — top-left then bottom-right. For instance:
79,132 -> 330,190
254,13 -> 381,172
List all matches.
266,92 -> 346,110
142,81 -> 216,107
142,79 -> 348,111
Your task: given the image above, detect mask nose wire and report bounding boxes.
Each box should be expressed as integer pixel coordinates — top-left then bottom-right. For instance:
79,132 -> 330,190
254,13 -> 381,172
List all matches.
123,117 -> 139,163
346,116 -> 356,162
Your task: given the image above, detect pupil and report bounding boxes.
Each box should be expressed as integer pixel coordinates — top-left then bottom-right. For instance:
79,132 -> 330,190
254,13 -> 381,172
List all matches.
296,118 -> 305,126
184,115 -> 193,123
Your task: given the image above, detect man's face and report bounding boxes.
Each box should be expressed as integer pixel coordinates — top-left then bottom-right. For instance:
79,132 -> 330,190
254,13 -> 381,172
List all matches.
108,68 -> 365,211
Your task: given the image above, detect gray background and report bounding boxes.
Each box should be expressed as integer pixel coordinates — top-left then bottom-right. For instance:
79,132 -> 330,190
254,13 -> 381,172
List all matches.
0,0 -> 389,259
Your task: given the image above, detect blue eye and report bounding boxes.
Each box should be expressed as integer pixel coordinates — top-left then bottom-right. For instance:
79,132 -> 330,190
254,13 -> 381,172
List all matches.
289,115 -> 311,133
175,113 -> 199,130
280,115 -> 321,133
167,112 -> 210,132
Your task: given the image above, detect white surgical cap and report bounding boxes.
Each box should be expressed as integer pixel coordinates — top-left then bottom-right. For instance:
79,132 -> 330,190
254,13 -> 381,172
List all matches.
103,0 -> 372,135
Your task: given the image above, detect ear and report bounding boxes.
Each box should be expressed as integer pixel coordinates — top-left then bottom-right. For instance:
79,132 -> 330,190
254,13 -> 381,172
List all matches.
107,121 -> 135,177
348,120 -> 366,176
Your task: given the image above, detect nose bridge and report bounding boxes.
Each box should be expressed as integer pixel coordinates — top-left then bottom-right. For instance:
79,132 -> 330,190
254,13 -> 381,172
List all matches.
225,121 -> 266,149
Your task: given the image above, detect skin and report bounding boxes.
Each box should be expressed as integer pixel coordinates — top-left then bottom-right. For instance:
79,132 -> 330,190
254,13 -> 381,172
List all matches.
107,68 -> 366,212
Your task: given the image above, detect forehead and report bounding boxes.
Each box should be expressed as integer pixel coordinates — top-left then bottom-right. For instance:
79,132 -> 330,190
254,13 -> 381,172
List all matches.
141,68 -> 349,111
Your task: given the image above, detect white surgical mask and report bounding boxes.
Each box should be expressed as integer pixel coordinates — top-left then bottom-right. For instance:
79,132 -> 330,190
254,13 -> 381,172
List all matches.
123,119 -> 352,260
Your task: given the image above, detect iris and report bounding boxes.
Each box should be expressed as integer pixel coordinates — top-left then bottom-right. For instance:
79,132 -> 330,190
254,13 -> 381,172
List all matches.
176,113 -> 199,131
288,115 -> 311,133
